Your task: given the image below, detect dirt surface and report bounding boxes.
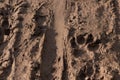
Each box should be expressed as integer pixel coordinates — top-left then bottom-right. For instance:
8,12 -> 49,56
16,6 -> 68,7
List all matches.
0,0 -> 120,80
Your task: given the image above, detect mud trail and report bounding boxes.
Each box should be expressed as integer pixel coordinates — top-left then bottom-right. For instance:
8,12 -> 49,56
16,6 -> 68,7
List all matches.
0,0 -> 120,80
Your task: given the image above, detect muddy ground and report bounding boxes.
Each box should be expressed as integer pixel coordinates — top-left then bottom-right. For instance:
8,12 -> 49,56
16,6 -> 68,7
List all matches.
0,0 -> 120,80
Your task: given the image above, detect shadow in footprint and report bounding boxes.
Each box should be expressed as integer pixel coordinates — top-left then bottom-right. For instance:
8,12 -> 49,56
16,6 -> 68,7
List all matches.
87,39 -> 101,51
73,49 -> 85,58
76,34 -> 85,45
86,34 -> 94,44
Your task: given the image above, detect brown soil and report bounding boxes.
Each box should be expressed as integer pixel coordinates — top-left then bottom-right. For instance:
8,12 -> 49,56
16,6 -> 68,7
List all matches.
0,0 -> 120,80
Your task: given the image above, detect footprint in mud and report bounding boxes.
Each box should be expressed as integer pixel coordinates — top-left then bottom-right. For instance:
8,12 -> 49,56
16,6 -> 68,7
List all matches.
76,34 -> 85,45
87,39 -> 101,51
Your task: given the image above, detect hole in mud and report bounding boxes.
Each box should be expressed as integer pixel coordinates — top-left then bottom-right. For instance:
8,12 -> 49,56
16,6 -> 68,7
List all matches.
87,43 -> 99,51
87,39 -> 101,51
86,34 -> 94,44
77,34 -> 85,45
4,29 -> 10,35
70,37 -> 77,48
73,49 -> 85,57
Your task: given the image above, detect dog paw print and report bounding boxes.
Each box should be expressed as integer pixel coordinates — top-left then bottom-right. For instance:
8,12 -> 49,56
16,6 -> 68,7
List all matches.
70,33 -> 101,57
76,33 -> 101,51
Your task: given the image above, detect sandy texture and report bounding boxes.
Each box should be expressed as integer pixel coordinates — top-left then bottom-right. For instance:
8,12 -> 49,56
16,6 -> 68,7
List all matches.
0,0 -> 120,80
